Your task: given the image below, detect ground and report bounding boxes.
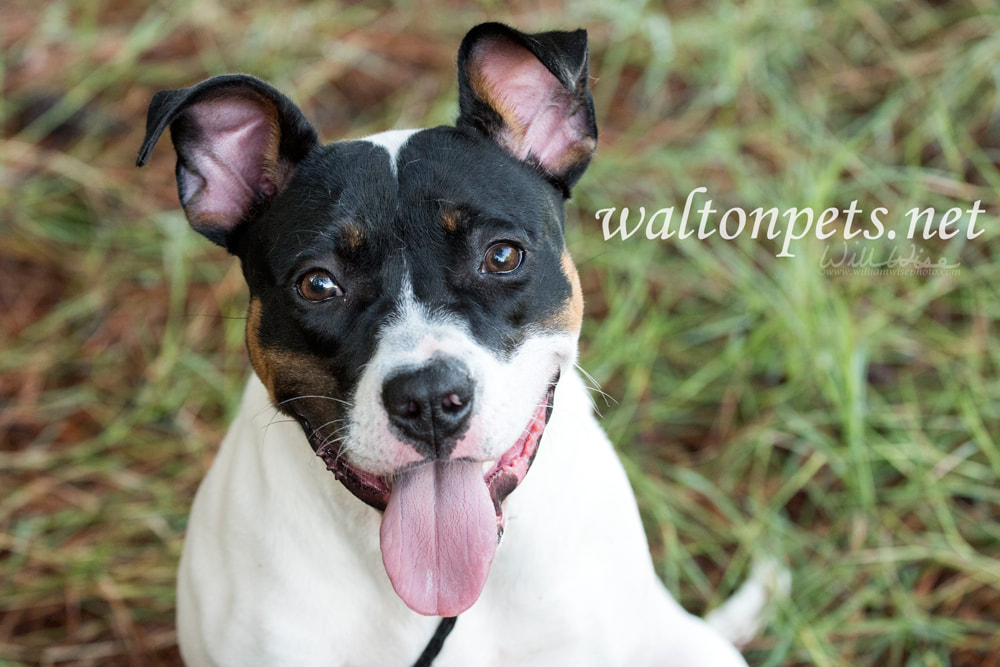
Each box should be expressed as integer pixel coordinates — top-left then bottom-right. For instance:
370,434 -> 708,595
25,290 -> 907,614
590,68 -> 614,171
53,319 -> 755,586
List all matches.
2,1 -> 999,665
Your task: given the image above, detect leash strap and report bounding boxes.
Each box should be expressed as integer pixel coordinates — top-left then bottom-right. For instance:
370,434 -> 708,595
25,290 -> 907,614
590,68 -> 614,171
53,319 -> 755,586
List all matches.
412,616 -> 457,667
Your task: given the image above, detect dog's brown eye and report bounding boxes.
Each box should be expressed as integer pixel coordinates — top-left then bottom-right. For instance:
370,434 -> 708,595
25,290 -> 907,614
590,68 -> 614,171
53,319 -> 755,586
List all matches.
482,243 -> 524,274
297,270 -> 343,302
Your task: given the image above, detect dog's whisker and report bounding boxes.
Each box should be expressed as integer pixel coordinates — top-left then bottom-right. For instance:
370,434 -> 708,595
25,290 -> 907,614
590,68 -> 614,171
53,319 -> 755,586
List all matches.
314,428 -> 351,451
318,436 -> 352,464
574,363 -> 603,390
575,363 -> 616,407
253,402 -> 283,421
279,394 -> 354,408
261,417 -> 295,435
317,434 -> 346,454
260,406 -> 292,430
309,419 -> 350,443
259,413 -> 301,446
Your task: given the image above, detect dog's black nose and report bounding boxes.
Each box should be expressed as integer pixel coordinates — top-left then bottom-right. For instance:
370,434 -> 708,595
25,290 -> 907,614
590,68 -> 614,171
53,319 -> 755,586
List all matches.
381,358 -> 474,458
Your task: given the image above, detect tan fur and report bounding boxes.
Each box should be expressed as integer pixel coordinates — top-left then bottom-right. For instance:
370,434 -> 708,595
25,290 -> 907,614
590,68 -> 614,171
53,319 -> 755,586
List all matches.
246,298 -> 333,405
543,250 -> 584,333
547,133 -> 597,176
246,298 -> 274,399
341,223 -> 365,250
440,208 -> 461,233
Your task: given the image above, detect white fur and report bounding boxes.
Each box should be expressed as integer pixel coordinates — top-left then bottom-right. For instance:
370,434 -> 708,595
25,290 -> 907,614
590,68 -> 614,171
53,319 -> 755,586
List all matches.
707,557 -> 792,646
177,362 -> 774,665
345,280 -> 573,474
362,129 -> 420,176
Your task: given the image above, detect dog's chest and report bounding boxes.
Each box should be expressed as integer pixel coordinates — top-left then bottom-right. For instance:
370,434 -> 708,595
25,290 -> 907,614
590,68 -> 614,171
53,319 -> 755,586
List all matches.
178,373 -> 662,666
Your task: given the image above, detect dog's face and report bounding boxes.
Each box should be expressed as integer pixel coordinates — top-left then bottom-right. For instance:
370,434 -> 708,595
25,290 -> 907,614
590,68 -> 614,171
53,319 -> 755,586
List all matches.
138,23 -> 596,617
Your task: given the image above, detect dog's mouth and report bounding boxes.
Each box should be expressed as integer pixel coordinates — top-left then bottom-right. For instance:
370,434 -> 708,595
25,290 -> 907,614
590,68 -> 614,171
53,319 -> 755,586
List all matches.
312,374 -> 558,616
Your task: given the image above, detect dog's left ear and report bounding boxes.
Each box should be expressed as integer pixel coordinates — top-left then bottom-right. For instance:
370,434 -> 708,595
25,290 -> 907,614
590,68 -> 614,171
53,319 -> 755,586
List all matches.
457,23 -> 597,196
136,75 -> 319,249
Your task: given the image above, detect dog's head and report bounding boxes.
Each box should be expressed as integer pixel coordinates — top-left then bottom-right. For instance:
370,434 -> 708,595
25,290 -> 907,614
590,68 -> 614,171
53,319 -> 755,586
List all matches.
138,23 -> 596,617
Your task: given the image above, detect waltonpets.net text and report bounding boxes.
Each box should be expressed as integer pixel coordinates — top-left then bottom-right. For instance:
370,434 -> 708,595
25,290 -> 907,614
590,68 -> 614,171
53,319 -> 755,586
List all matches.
596,187 -> 985,258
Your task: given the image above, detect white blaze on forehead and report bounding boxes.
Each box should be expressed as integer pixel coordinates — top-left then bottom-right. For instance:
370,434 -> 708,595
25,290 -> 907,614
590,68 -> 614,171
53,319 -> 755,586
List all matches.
362,276 -> 468,387
361,129 -> 421,177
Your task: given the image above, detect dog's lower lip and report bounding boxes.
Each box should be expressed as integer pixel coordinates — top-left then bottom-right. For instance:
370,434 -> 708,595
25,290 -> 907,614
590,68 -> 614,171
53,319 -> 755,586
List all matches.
316,373 -> 559,513
483,378 -> 557,509
316,442 -> 392,512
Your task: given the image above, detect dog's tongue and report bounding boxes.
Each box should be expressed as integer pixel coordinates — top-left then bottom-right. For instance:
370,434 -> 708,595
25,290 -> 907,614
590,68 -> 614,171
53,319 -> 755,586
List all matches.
380,459 -> 497,617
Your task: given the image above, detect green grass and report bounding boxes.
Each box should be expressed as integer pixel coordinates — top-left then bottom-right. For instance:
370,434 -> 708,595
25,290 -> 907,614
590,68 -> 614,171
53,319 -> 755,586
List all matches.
2,1 -> 999,665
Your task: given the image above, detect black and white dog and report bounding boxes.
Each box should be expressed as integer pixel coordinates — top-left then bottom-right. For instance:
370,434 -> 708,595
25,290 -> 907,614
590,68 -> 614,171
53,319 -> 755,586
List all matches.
138,22 -> 780,666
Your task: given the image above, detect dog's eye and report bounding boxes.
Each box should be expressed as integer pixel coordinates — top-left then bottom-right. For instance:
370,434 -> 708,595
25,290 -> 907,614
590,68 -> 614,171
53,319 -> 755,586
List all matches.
297,270 -> 343,302
481,243 -> 524,274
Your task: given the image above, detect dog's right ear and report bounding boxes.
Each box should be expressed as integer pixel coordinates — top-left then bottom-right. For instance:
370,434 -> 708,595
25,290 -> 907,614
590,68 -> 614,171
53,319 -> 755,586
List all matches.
456,23 -> 597,197
136,75 -> 318,249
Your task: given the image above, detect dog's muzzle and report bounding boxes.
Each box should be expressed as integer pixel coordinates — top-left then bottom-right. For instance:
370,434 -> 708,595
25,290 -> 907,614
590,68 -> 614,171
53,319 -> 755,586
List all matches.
314,371 -> 559,616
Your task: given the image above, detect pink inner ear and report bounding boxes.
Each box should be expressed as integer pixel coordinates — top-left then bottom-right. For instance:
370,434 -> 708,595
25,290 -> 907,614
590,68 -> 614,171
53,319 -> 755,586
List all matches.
474,38 -> 590,173
179,96 -> 278,228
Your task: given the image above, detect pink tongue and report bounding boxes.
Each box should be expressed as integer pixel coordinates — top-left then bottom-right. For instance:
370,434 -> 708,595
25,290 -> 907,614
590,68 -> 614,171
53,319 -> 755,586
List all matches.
380,459 -> 497,616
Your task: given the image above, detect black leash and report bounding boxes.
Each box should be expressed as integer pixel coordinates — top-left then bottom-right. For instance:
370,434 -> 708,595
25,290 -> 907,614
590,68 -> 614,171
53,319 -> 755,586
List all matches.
412,616 -> 457,667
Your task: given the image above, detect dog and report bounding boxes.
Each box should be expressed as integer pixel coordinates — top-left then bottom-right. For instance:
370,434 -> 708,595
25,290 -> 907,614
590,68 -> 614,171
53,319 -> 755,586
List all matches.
137,22 -> 782,666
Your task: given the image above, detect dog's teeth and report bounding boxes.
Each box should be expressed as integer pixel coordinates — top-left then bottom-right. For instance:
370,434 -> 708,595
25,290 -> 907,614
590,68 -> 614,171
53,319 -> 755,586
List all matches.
482,460 -> 497,475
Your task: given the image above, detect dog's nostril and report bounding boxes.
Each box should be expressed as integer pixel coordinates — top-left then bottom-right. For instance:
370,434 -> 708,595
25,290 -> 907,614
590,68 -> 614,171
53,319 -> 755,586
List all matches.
404,399 -> 421,418
441,393 -> 464,412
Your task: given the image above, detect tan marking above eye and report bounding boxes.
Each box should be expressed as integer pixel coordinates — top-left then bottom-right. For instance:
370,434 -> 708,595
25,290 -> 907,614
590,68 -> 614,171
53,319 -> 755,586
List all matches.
341,224 -> 365,250
481,242 -> 524,274
440,208 -> 461,233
